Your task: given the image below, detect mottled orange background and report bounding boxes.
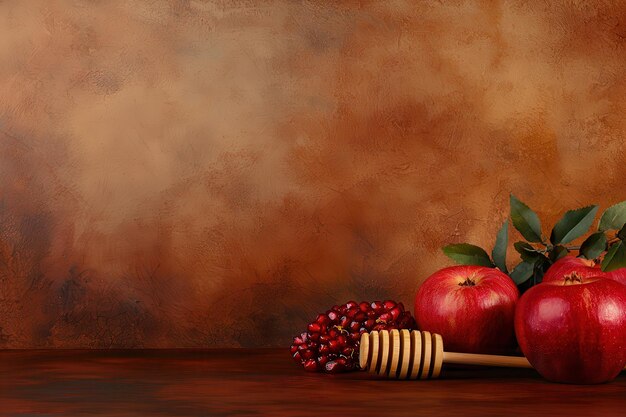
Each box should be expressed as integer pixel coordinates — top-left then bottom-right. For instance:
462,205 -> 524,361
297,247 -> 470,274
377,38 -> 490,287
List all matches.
1,1 -> 625,348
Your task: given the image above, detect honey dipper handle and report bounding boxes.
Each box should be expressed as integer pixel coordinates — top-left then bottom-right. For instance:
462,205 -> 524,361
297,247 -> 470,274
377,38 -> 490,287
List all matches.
443,351 -> 532,368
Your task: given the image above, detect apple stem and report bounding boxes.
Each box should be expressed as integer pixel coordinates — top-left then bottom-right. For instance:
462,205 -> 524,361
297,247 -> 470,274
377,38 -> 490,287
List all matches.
458,277 -> 476,287
563,272 -> 584,285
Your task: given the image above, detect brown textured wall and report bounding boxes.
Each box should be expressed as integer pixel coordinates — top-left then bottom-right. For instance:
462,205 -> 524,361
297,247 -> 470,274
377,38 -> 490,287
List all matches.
0,1 -> 625,348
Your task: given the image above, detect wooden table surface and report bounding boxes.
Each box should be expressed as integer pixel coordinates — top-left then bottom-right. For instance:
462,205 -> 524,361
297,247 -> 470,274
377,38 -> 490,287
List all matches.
0,349 -> 625,417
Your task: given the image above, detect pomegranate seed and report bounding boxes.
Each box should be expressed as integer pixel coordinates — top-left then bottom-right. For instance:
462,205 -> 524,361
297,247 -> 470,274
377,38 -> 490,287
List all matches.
345,301 -> 358,310
319,344 -> 330,355
340,316 -> 350,328
308,323 -> 321,333
364,319 -> 376,329
318,356 -> 329,366
328,328 -> 340,338
389,307 -> 401,321
319,334 -> 330,343
327,311 -> 338,321
316,314 -> 330,326
378,312 -> 392,322
359,302 -> 370,312
371,301 -> 383,312
342,347 -> 354,357
293,351 -> 302,362
309,332 -> 320,342
328,339 -> 340,352
290,345 -> 298,354
303,359 -> 320,372
325,360 -> 345,373
349,321 -> 360,332
383,300 -> 396,310
301,349 -> 315,360
354,312 -> 366,322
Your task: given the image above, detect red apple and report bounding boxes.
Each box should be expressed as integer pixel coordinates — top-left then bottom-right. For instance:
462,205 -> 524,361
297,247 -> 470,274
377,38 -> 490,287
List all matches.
414,265 -> 519,354
606,268 -> 626,286
542,256 -> 597,282
543,255 -> 626,286
515,277 -> 626,384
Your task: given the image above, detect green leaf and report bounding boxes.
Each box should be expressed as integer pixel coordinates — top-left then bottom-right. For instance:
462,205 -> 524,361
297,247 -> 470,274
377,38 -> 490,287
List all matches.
601,241 -> 626,272
492,220 -> 508,273
513,241 -> 542,263
510,194 -> 543,243
579,232 -> 607,260
513,241 -> 534,253
549,245 -> 569,262
550,205 -> 598,245
618,224 -> 626,241
509,261 -> 535,285
599,201 -> 626,231
443,244 -> 494,267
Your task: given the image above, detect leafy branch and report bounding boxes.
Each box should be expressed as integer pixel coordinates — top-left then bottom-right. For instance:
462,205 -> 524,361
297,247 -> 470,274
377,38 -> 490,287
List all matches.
442,195 -> 626,292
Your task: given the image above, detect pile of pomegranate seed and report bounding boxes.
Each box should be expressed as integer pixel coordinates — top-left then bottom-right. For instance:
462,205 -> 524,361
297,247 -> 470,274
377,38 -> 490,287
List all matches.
290,300 -> 416,373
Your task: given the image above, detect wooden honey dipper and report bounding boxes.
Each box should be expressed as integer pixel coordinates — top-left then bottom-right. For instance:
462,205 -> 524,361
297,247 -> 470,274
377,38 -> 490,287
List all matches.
360,329 -> 531,379
360,329 -> 626,380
